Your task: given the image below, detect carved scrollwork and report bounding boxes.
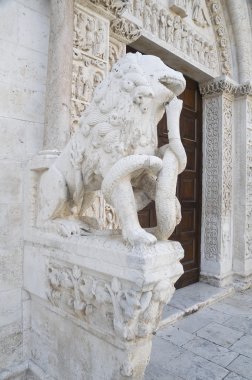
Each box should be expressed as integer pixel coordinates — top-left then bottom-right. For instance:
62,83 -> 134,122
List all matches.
205,0 -> 232,76
222,96 -> 232,216
110,18 -> 142,43
204,97 -> 220,261
199,78 -> 237,96
47,262 -> 175,340
88,0 -> 130,17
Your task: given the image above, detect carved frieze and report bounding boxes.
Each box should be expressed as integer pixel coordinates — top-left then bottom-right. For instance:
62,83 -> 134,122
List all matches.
192,0 -> 210,28
110,18 -> 142,43
237,82 -> 252,97
72,5 -> 109,131
130,0 -> 217,71
47,262 -> 175,341
205,0 -> 232,76
222,96 -> 232,216
199,77 -> 237,96
204,97 -> 220,261
87,0 -> 130,17
109,38 -> 126,70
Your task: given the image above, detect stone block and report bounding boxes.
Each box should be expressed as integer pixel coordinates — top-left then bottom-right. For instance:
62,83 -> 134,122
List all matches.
0,2 -> 18,44
0,42 -> 48,93
227,355 -> 252,379
16,0 -> 50,17
0,247 -> 22,291
0,163 -> 23,204
183,336 -> 239,367
0,82 -> 46,124
0,118 -> 26,161
0,289 -> 22,329
24,231 -> 184,379
196,322 -> 244,348
230,335 -> 252,358
17,3 -> 50,54
0,203 -> 22,247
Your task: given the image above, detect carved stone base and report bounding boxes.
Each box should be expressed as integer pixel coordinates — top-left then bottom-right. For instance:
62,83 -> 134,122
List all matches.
24,229 -> 183,380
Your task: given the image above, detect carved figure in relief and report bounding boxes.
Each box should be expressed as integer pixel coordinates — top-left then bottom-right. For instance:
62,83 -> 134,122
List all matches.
94,21 -> 106,59
133,0 -> 143,19
84,17 -> 96,52
173,16 -> 182,49
151,4 -> 159,35
181,23 -> 188,52
38,53 -> 186,246
143,0 -> 152,31
192,0 -> 209,28
166,14 -> 174,43
159,9 -> 167,41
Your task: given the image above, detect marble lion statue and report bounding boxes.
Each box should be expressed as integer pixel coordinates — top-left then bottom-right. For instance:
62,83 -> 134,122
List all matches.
38,52 -> 186,246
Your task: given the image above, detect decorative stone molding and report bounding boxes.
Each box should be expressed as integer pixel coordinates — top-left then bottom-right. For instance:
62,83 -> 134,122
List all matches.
72,4 -> 109,132
199,77 -> 237,96
109,37 -> 126,70
47,262 -> 175,341
129,0 -> 218,72
222,96 -> 233,217
110,18 -> 142,43
88,0 -> 130,17
237,82 -> 252,97
203,96 -> 220,261
205,0 -> 232,76
24,232 -> 184,379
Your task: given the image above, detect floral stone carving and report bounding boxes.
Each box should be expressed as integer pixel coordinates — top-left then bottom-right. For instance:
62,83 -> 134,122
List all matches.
37,53 -> 186,247
47,262 -> 175,341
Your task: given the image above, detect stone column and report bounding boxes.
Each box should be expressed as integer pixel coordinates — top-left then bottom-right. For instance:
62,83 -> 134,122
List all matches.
199,77 -> 237,286
233,85 -> 252,283
43,0 -> 74,151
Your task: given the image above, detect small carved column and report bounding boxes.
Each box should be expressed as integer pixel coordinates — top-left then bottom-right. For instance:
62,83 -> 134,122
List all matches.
199,77 -> 236,286
233,85 -> 252,281
43,0 -> 74,151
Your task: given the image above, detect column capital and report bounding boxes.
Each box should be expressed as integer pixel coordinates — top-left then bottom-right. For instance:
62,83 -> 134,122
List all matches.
199,76 -> 238,96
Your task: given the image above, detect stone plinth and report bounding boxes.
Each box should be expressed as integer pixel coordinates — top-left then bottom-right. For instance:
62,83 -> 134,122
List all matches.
24,229 -> 183,379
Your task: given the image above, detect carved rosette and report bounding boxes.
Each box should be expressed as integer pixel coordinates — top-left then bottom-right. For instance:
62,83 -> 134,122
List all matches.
205,0 -> 232,76
47,262 -> 175,341
246,101 -> 252,258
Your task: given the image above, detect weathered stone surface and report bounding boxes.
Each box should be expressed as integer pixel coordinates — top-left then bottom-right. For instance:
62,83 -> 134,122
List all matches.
196,322 -> 244,348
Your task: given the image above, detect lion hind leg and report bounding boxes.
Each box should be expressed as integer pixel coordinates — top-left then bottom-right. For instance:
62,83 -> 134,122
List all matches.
37,165 -> 70,232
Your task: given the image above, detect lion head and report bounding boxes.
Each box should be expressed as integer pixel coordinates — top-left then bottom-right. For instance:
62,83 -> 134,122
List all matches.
79,53 -> 186,181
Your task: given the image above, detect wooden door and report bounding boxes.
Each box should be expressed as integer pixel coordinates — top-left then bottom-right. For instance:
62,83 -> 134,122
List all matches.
138,77 -> 202,289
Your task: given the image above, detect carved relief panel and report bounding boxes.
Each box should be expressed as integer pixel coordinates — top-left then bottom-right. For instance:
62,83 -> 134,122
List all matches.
129,0 -> 217,73
71,4 -> 109,132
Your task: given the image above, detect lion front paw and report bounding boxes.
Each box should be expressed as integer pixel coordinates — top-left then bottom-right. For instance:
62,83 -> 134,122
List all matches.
123,227 -> 157,246
56,220 -> 90,237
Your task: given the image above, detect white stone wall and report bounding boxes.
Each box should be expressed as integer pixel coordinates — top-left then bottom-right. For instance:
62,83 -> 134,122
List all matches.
0,0 -> 49,371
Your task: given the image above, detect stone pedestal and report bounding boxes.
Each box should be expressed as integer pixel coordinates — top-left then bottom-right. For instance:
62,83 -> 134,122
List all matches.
24,229 -> 183,380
